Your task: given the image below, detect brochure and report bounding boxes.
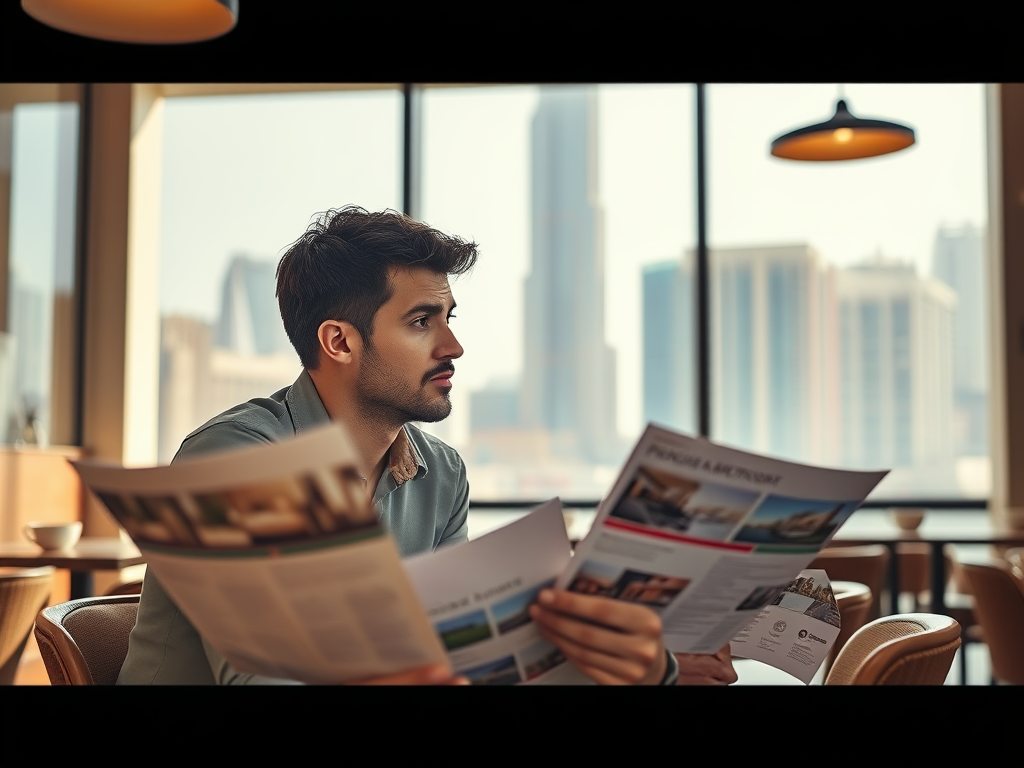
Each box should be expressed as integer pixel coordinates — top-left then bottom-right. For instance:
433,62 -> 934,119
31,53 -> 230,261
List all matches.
70,424 -> 449,684
71,421 -> 887,685
555,423 -> 888,660
403,498 -> 591,685
730,568 -> 841,684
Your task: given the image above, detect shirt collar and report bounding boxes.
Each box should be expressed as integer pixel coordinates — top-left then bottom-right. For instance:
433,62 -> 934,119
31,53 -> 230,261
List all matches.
287,369 -> 426,486
389,425 -> 425,486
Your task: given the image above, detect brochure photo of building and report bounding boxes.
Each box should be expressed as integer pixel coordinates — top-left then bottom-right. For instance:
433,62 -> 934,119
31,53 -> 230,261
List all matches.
771,572 -> 841,628
492,578 -> 556,635
459,655 -> 522,686
568,560 -> 690,608
95,465 -> 373,550
517,638 -> 567,681
608,467 -> 760,542
731,494 -> 861,546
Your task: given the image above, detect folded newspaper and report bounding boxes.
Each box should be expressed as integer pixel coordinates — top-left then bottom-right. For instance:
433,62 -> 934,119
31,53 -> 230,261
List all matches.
71,422 -> 887,685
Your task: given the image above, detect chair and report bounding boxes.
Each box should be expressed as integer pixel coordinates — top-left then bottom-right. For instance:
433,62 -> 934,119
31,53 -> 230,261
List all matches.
809,544 -> 890,620
824,612 -> 961,685
33,594 -> 140,685
822,580 -> 873,679
0,566 -> 54,684
104,578 -> 144,596
958,558 -> 1024,685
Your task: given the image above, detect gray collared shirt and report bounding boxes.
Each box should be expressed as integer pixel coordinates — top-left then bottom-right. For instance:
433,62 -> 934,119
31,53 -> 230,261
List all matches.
117,370 -> 469,685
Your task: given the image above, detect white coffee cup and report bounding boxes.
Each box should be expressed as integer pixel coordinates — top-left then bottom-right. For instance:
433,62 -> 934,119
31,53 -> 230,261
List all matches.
24,521 -> 83,550
889,507 -> 927,531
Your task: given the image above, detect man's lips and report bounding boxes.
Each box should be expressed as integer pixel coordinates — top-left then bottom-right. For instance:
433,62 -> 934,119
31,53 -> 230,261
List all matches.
424,364 -> 455,385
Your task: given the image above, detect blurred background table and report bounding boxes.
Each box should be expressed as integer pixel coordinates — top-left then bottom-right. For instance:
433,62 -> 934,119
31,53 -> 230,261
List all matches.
0,538 -> 144,599
831,509 -> 1024,615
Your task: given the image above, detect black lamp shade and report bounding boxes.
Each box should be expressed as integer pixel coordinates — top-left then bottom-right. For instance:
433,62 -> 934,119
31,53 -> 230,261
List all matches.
21,0 -> 239,44
770,100 -> 916,162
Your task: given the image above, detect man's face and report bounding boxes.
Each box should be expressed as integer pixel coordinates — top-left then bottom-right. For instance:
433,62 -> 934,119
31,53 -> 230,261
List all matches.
355,266 -> 464,426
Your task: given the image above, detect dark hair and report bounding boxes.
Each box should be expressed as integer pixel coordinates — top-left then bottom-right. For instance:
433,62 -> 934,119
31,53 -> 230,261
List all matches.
276,205 -> 478,370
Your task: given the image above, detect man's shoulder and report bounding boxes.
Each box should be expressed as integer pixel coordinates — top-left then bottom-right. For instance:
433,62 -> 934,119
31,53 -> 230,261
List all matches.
174,387 -> 295,462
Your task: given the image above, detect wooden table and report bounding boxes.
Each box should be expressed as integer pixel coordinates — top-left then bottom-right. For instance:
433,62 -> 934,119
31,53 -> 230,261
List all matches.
0,537 -> 145,599
831,510 -> 1024,616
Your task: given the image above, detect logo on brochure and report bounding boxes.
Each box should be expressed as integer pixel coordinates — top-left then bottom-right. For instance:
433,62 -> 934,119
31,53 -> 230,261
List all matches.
798,629 -> 808,639
769,620 -> 787,637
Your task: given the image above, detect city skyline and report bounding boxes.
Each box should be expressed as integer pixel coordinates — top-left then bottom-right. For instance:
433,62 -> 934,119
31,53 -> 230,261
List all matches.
156,217 -> 987,497
0,82 -> 982,496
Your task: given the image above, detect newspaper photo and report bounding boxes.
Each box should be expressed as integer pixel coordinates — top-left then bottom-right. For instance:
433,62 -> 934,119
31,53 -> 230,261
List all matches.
556,423 -> 888,656
70,423 -> 449,684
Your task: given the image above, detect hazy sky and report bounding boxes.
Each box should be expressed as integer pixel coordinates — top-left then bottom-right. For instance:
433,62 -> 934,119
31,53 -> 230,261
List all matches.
150,83 -> 988,444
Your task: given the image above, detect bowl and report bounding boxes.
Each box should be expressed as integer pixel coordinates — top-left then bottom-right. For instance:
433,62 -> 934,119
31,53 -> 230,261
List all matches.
889,508 -> 926,531
23,521 -> 83,550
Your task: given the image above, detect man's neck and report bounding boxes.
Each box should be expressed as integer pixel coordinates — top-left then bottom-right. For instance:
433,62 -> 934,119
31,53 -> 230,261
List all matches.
308,370 -> 401,493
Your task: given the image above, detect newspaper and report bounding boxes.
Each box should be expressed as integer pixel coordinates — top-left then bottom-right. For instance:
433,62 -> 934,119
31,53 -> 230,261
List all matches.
70,424 -> 448,684
555,424 -> 888,664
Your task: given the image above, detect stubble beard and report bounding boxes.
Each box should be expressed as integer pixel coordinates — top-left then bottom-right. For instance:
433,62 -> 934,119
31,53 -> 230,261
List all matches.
357,345 -> 453,428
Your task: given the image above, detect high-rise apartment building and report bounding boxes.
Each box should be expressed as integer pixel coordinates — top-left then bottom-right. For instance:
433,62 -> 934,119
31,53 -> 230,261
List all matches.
519,86 -> 619,463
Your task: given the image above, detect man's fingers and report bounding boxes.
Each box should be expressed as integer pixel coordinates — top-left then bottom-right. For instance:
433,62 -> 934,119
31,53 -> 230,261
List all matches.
530,601 -> 661,668
534,622 -> 653,684
535,588 -> 663,637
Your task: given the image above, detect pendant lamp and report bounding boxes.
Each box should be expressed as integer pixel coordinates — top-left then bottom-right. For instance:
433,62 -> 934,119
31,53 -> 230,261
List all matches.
770,96 -> 915,162
21,0 -> 238,44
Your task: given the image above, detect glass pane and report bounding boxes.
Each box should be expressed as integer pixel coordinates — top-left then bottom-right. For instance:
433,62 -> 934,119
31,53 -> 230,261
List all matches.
0,85 -> 81,447
155,88 -> 402,463
420,84 -> 696,500
706,84 -> 989,499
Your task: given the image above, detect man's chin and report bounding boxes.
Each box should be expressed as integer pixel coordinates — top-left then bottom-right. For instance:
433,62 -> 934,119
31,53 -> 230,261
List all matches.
406,396 -> 453,424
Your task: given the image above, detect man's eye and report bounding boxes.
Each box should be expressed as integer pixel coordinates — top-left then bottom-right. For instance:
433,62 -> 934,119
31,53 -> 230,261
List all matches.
447,313 -> 457,322
412,317 -> 428,328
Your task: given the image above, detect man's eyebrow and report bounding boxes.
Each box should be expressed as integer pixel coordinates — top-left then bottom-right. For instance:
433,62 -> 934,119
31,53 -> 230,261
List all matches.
401,300 -> 456,320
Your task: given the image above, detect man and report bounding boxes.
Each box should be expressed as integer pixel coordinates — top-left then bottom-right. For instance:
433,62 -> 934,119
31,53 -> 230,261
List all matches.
118,205 -> 735,685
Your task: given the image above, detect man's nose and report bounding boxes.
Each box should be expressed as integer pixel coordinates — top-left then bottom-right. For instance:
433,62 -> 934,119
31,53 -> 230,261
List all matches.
439,323 -> 464,359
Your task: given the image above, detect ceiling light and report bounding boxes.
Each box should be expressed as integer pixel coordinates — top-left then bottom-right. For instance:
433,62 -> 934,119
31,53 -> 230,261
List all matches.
770,98 -> 916,162
21,0 -> 239,44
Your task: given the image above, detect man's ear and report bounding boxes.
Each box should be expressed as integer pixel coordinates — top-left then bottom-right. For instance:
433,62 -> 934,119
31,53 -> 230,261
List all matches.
317,319 -> 362,365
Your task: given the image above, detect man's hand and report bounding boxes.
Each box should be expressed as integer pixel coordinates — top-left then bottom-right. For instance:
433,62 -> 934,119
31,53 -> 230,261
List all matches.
529,588 -> 668,685
673,643 -> 738,685
346,663 -> 469,685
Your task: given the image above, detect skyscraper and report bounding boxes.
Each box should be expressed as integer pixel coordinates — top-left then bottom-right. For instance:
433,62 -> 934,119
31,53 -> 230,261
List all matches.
712,244 -> 836,463
836,257 -> 956,471
519,86 -> 619,463
158,255 -> 300,462
214,254 -> 291,356
642,258 -> 694,433
641,244 -> 837,464
932,223 -> 987,456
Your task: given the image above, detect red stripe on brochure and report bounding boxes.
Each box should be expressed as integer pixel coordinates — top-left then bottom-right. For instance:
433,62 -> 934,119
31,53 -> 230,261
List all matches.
602,518 -> 755,552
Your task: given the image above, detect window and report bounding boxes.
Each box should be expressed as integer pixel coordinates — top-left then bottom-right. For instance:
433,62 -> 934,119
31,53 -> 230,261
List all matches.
152,86 -> 402,463
0,84 -> 83,448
